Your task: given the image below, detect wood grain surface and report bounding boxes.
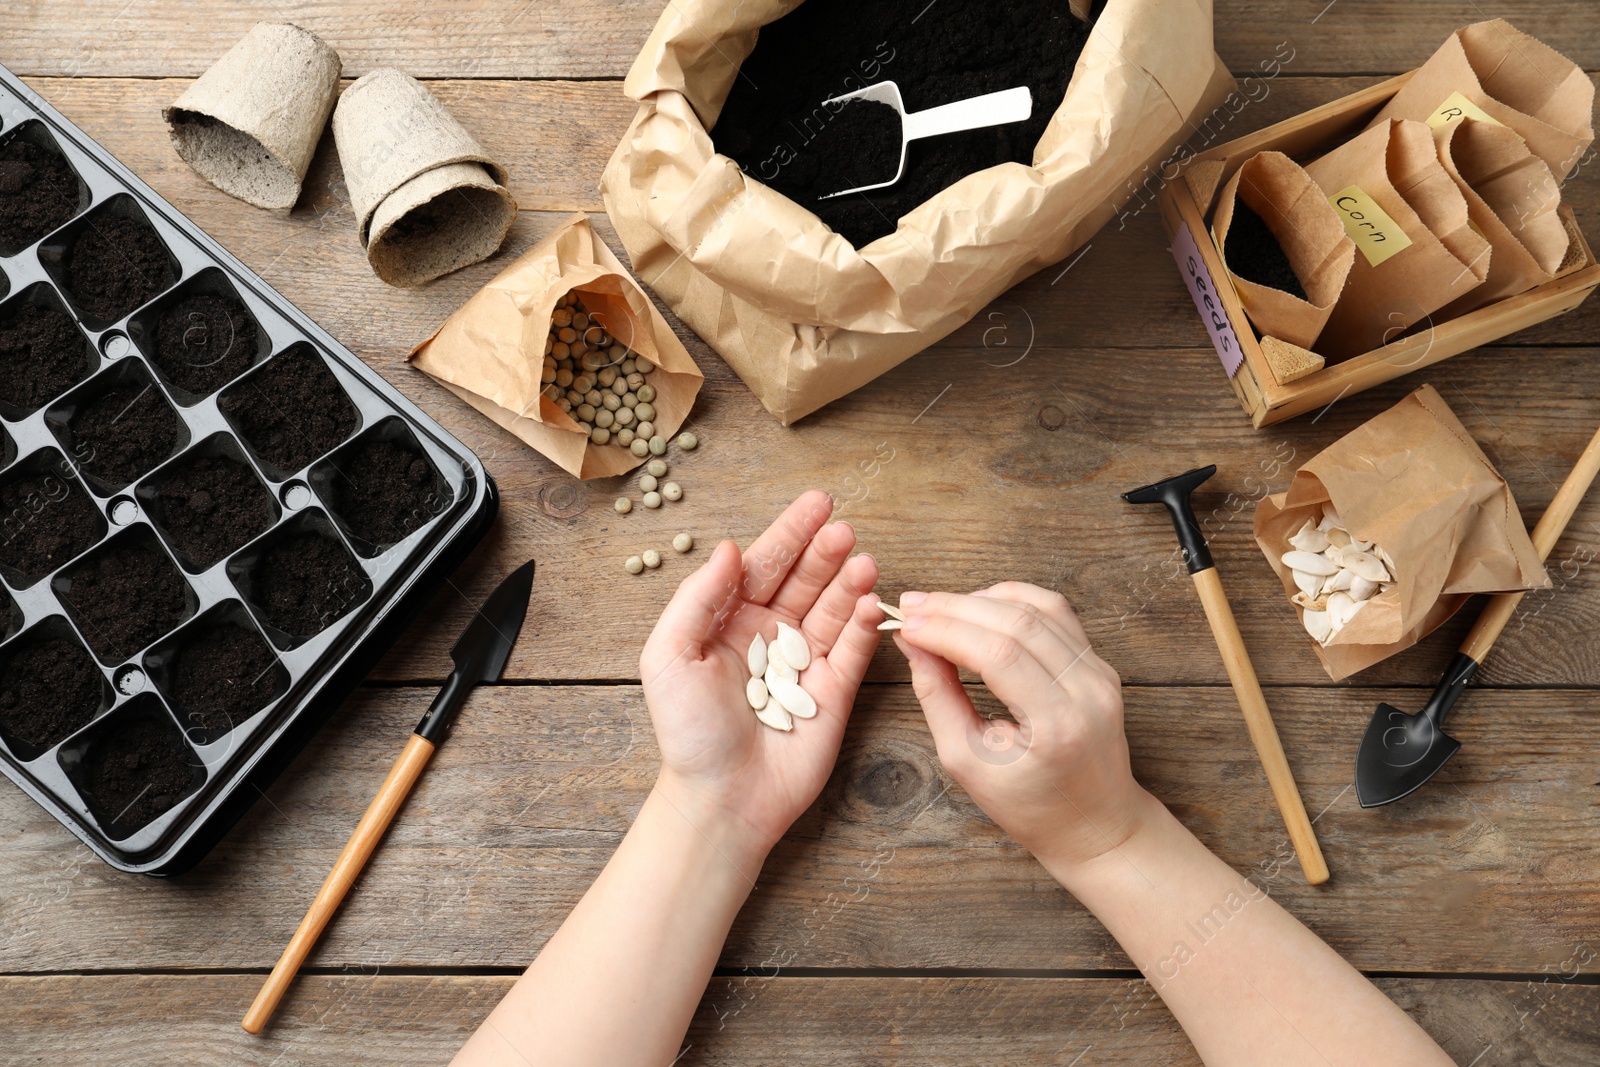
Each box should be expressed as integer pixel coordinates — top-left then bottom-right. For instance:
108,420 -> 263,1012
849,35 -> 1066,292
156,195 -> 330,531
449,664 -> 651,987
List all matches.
3,3 -> 1599,1064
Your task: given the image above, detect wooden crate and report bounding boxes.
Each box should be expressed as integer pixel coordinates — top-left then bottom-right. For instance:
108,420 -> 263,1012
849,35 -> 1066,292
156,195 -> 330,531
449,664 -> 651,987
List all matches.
1157,72 -> 1600,428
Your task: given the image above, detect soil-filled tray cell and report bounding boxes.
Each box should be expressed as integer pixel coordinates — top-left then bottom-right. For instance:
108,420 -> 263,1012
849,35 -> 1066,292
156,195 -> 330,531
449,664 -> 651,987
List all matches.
0,283 -> 99,420
0,449 -> 107,588
39,194 -> 179,329
59,693 -> 205,840
139,435 -> 278,572
146,602 -> 288,745
229,511 -> 371,650
0,120 -> 89,256
127,268 -> 268,404
0,617 -> 111,762
219,343 -> 359,478
1,586 -> 17,641
1,425 -> 13,471
313,418 -> 451,557
55,526 -> 195,665
47,360 -> 187,494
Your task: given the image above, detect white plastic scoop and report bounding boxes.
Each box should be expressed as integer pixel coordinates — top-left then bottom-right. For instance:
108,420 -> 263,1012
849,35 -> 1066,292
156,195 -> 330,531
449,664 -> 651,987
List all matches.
817,81 -> 1034,200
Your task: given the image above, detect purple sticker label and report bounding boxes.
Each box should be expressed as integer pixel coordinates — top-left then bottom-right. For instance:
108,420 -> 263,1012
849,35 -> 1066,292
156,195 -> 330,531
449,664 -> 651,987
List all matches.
1170,223 -> 1242,378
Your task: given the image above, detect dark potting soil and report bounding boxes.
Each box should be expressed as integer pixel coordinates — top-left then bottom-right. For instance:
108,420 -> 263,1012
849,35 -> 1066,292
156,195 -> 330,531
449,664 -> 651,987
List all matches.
80,712 -> 197,833
0,137 -> 81,251
0,301 -> 92,413
714,0 -> 1094,247
253,532 -> 366,638
1224,201 -> 1307,301
70,382 -> 181,489
63,538 -> 190,661
168,624 -> 280,737
329,438 -> 441,547
65,213 -> 173,323
0,635 -> 103,751
220,346 -> 357,475
0,466 -> 102,579
153,291 -> 260,397
1,587 -> 15,640
154,454 -> 275,569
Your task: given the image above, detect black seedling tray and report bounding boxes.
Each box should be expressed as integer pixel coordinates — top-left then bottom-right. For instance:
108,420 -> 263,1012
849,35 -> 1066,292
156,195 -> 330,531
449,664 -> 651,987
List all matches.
0,65 -> 497,874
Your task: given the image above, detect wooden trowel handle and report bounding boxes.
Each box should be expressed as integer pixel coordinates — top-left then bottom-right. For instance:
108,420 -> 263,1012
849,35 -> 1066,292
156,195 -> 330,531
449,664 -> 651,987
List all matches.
1192,567 -> 1330,885
1461,426 -> 1600,664
242,733 -> 437,1034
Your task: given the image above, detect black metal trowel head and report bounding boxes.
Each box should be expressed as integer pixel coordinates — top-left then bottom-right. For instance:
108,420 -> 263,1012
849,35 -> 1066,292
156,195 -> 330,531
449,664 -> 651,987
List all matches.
1354,651 -> 1477,807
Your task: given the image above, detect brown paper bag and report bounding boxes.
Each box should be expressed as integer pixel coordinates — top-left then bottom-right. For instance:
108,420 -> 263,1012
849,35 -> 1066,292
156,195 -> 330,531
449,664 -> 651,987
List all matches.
1371,19 -> 1595,180
1433,118 -> 1570,317
1307,120 -> 1491,361
1254,385 -> 1546,680
408,213 -> 704,479
1211,151 -> 1355,350
601,0 -> 1234,424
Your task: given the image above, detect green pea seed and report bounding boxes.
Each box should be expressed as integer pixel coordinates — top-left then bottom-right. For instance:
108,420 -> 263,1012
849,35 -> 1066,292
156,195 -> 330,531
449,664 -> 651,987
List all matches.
678,432 -> 698,450
595,408 -> 615,429
643,491 -> 662,509
636,403 -> 657,423
631,439 -> 650,457
662,481 -> 682,502
646,459 -> 667,478
636,385 -> 656,404
615,497 -> 632,514
640,474 -> 658,492
673,532 -> 693,553
617,427 -> 635,446
642,549 -> 661,569
648,434 -> 666,456
625,555 -> 644,574
591,427 -> 611,445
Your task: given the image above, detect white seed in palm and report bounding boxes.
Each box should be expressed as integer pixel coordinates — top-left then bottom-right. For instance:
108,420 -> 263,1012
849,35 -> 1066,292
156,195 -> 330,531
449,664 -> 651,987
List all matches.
765,655 -> 798,687
747,633 -> 767,677
746,675 -> 769,711
767,677 -> 817,719
755,703 -> 794,732
775,621 -> 811,670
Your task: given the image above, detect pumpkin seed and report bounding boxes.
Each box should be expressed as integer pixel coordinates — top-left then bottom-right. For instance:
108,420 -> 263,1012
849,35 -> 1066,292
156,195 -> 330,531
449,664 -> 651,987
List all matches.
746,676 -> 769,711
776,621 -> 811,670
748,633 -> 768,677
767,677 -> 817,719
755,703 -> 794,732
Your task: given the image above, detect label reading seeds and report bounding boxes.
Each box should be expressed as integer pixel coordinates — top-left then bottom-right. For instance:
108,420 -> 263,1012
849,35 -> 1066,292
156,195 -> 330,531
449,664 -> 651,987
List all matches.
1328,186 -> 1413,267
1169,223 -> 1242,378
1426,91 -> 1502,130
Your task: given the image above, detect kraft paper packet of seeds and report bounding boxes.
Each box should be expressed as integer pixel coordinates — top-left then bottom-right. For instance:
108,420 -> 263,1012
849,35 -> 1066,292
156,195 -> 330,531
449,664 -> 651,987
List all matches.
1369,19 -> 1595,180
408,213 -> 703,479
1210,151 -> 1355,351
1306,119 -> 1491,361
601,0 -> 1234,424
1432,118 -> 1571,318
1254,384 -> 1546,681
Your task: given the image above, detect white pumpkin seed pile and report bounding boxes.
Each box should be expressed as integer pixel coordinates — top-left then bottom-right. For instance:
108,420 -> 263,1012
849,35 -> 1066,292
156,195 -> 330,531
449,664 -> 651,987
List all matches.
543,291 -> 661,449
745,622 -> 819,731
1282,504 -> 1397,646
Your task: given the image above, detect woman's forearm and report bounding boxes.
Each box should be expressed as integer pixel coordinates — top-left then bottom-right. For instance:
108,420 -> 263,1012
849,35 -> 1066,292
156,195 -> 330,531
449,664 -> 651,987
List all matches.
1041,791 -> 1451,1067
453,779 -> 770,1067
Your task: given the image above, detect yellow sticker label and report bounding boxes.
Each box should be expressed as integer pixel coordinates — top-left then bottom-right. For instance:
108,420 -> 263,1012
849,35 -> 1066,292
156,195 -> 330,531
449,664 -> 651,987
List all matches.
1328,186 -> 1413,267
1426,91 -> 1502,130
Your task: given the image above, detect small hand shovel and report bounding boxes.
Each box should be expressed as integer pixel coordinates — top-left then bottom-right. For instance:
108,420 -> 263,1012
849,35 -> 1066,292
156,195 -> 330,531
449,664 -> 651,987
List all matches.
817,82 -> 1033,200
1355,425 -> 1600,807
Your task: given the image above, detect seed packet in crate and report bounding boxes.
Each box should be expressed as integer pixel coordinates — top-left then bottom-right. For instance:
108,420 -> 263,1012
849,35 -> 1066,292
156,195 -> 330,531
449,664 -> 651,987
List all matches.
1253,385 -> 1547,680
409,212 -> 703,479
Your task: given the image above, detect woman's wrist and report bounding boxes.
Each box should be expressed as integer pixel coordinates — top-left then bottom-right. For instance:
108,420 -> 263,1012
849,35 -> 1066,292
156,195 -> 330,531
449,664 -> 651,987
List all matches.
1030,787 -> 1174,892
647,771 -> 777,878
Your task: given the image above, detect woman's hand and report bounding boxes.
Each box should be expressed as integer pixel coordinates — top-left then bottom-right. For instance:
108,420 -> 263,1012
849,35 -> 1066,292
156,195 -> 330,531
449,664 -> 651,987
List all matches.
893,582 -> 1151,871
641,490 -> 883,855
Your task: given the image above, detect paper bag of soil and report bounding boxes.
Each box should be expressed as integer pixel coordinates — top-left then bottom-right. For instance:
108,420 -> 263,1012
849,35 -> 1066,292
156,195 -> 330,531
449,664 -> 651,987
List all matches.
1306,119 -> 1492,361
601,0 -> 1233,425
1370,19 -> 1595,180
408,213 -> 703,479
1211,151 -> 1355,351
1254,384 -> 1546,681
1432,118 -> 1570,317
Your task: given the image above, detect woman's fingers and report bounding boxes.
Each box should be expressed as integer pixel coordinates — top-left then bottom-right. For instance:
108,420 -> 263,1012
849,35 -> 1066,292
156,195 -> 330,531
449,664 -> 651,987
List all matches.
641,539 -> 742,680
896,609 -> 1065,719
768,519 -> 857,622
820,593 -> 885,692
799,552 -> 878,656
740,490 -> 835,605
902,592 -> 1089,687
973,582 -> 1090,647
894,636 -> 981,767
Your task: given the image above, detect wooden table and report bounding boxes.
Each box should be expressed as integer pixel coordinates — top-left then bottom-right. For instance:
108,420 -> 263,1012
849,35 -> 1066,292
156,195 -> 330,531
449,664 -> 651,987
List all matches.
5,4 -> 1599,1063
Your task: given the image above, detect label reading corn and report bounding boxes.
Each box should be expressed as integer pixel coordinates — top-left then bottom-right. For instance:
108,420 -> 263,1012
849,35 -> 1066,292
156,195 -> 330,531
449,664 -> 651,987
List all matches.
1426,91 -> 1502,130
1328,186 -> 1412,267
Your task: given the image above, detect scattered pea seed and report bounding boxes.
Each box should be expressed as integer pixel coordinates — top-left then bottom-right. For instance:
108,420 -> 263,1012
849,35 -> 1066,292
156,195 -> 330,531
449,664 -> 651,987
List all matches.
615,497 -> 632,514
662,481 -> 682,502
648,435 -> 666,455
643,491 -> 662,509
673,532 -> 693,553
642,549 -> 662,569
646,458 -> 668,478
591,427 -> 611,445
625,555 -> 644,574
678,432 -> 698,450
631,439 -> 650,457
640,474 -> 658,492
